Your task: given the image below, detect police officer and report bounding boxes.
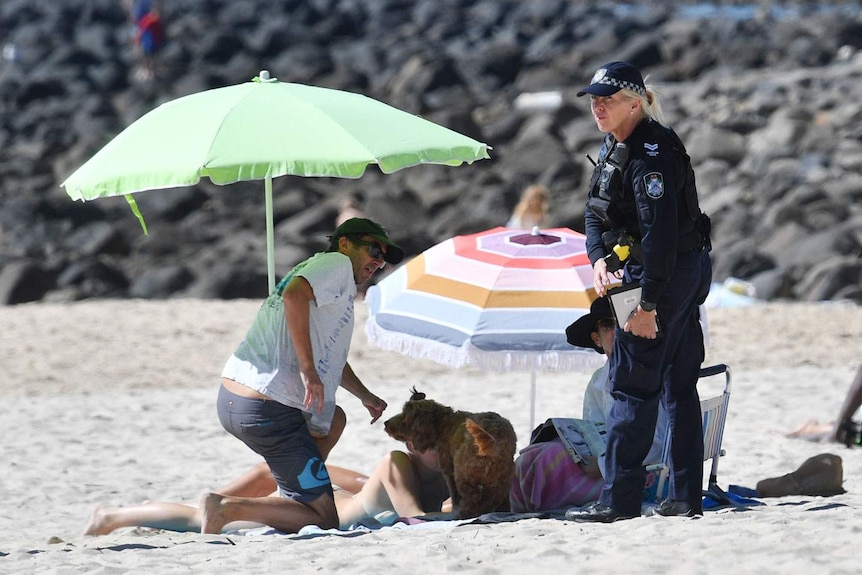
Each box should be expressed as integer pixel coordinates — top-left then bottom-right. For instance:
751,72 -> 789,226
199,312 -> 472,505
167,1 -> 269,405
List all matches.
566,61 -> 713,522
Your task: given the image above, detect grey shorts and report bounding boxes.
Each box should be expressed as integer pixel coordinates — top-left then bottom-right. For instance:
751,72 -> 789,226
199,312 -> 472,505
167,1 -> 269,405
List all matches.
217,385 -> 333,503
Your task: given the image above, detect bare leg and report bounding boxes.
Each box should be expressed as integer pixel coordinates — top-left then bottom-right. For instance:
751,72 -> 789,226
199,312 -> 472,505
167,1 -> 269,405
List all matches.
312,404 -> 346,461
328,465 -> 368,494
375,451 -> 426,518
217,462 -> 276,498
786,420 -> 837,442
787,366 -> 862,443
217,462 -> 367,500
84,502 -> 201,536
199,491 -> 338,534
332,490 -> 366,529
200,452 -> 427,533
332,451 -> 419,528
85,403 -> 350,536
334,450 -> 451,528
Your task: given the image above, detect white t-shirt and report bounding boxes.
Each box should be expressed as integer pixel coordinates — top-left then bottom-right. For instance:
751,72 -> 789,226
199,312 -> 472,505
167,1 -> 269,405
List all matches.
581,360 -> 668,469
222,252 -> 357,435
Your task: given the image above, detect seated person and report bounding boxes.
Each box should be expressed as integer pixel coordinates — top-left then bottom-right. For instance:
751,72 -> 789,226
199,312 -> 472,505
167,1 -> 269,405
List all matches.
510,296 -> 668,512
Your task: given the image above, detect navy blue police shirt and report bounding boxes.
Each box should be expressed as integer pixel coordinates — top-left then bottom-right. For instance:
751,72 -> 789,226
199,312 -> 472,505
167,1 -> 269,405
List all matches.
585,118 -> 699,306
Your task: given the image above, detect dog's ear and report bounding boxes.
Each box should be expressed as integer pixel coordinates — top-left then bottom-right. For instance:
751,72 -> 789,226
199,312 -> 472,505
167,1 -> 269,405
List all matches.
465,418 -> 496,456
409,386 -> 426,401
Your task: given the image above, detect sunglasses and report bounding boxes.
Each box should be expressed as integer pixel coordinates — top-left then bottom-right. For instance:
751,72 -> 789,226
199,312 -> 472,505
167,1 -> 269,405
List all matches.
354,239 -> 386,266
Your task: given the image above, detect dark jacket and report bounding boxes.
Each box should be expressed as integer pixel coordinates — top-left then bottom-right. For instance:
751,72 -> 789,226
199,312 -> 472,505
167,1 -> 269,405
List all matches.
585,118 -> 701,305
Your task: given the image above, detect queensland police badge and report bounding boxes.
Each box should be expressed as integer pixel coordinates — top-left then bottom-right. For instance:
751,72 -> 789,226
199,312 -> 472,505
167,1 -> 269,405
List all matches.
644,172 -> 664,199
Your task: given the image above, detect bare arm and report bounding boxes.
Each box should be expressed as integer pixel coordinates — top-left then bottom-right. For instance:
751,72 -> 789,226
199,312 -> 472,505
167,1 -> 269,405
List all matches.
340,362 -> 387,424
376,451 -> 427,518
282,276 -> 325,413
592,257 -> 616,297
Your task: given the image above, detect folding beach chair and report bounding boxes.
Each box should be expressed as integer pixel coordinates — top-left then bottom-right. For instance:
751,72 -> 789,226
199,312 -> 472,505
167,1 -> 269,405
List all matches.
651,363 -> 733,505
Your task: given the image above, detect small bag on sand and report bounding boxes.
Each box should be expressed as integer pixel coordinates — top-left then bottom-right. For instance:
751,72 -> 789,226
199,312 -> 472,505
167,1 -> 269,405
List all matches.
755,453 -> 846,497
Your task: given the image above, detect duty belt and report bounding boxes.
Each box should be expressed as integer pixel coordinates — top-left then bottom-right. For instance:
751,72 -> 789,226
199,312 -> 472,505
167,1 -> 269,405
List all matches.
677,229 -> 706,253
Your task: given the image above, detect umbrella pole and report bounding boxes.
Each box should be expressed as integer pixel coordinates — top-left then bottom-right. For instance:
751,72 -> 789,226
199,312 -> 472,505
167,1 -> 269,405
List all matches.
530,371 -> 537,433
265,175 -> 275,293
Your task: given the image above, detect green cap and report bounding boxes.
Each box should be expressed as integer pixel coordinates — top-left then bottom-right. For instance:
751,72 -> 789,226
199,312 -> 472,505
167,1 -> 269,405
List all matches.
331,217 -> 404,264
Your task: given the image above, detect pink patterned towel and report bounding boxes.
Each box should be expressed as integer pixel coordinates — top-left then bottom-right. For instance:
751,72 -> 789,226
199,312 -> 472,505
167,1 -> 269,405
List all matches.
510,438 -> 603,512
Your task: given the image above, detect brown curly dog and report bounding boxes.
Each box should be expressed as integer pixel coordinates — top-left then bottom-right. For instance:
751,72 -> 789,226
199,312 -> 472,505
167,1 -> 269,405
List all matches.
384,388 -> 517,519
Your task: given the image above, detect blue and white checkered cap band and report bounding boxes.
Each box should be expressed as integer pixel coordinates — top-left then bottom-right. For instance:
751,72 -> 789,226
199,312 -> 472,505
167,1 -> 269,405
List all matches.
593,70 -> 645,97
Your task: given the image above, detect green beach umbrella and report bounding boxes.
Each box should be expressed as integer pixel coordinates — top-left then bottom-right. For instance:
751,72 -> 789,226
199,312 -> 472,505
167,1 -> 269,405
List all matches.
62,70 -> 490,291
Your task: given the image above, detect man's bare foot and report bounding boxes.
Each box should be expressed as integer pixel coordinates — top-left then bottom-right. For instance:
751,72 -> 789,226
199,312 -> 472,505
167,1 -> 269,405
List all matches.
83,504 -> 115,536
199,492 -> 229,534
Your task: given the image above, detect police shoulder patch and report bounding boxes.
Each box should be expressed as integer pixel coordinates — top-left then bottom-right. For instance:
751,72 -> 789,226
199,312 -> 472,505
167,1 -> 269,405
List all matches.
644,172 -> 664,199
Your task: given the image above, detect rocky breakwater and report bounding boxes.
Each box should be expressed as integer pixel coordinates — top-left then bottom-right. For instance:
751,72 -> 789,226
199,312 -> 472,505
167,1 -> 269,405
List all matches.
0,0 -> 860,305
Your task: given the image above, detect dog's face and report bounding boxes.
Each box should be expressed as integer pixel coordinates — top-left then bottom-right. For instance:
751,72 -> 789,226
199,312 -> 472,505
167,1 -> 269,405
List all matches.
384,390 -> 453,453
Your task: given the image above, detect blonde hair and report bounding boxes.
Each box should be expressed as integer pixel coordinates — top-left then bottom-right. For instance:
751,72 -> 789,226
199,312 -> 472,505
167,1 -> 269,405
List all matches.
621,78 -> 668,127
510,184 -> 549,229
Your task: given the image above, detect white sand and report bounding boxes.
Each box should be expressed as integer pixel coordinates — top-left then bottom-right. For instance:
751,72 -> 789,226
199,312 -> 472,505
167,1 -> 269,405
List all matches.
1,298 -> 860,573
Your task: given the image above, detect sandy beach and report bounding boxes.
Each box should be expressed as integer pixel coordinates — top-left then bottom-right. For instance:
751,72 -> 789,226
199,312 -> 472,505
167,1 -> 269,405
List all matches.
1,298 -> 860,573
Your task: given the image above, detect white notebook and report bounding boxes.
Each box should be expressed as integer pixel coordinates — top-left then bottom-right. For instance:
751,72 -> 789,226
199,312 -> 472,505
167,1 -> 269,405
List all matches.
607,283 -> 642,328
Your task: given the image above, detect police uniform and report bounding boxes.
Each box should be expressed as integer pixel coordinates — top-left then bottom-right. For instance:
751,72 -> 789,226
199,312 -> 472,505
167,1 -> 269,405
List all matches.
579,63 -> 713,519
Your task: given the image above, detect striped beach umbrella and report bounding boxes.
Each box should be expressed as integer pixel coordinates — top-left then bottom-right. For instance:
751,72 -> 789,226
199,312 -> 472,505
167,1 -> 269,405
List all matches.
365,226 -> 606,429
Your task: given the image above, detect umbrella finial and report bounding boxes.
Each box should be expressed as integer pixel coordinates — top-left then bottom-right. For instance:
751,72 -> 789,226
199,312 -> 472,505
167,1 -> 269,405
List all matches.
531,225 -> 541,236
254,70 -> 277,83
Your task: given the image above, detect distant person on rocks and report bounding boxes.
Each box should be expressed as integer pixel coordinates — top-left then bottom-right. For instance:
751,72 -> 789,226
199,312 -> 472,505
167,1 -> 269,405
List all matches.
125,0 -> 165,81
506,184 -> 549,229
200,217 -> 404,534
335,194 -> 366,227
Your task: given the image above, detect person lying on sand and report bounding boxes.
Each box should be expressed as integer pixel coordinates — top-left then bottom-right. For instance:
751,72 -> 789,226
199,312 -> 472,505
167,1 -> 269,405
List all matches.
786,365 -> 862,445
85,394 -> 449,536
84,444 -> 450,535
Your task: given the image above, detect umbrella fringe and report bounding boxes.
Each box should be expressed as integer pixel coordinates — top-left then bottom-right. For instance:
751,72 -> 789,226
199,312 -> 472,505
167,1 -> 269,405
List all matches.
365,319 -> 471,368
467,349 -> 604,373
365,320 -> 604,373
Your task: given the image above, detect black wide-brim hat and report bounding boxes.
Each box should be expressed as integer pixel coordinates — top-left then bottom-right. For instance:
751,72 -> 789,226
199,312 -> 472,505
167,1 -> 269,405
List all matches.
565,296 -> 613,353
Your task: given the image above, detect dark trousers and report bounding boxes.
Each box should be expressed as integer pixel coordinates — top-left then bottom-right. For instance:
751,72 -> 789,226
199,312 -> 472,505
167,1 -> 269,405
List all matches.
600,249 -> 712,516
